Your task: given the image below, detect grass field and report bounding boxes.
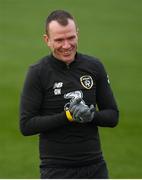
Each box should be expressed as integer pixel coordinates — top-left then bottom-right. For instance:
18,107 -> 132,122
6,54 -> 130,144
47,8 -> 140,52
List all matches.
0,0 -> 142,178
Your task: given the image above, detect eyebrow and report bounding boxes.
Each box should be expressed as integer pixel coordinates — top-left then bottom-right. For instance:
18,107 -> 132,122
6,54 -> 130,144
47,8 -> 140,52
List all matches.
54,38 -> 64,41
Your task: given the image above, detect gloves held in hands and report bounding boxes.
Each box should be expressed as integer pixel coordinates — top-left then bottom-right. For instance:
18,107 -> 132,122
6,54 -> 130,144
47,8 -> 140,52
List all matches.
69,98 -> 95,123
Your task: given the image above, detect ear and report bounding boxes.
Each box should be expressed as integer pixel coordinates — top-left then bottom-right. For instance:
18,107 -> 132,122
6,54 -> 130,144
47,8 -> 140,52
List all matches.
43,34 -> 51,46
43,34 -> 48,43
76,27 -> 79,36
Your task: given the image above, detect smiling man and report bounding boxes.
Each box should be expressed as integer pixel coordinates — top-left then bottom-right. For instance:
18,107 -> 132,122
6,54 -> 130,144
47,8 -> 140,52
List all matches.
44,17 -> 78,64
20,10 -> 119,179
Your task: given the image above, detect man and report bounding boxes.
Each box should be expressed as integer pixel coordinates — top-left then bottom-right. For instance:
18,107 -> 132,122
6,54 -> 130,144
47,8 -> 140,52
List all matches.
20,10 -> 119,179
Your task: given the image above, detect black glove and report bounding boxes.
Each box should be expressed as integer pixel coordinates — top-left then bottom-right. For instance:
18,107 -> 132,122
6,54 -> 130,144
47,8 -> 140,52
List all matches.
69,98 -> 95,123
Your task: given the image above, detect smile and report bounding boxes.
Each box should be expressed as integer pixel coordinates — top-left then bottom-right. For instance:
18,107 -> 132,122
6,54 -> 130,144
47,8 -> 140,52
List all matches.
61,49 -> 74,56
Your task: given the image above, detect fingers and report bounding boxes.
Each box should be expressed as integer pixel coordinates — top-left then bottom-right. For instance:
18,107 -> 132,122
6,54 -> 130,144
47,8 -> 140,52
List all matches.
91,112 -> 95,121
90,104 -> 95,112
70,105 -> 77,114
75,106 -> 88,118
69,97 -> 82,109
71,104 -> 90,123
70,105 -> 84,117
68,99 -> 95,123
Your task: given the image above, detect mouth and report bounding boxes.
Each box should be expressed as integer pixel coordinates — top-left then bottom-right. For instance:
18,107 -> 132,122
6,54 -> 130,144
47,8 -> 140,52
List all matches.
61,48 -> 74,56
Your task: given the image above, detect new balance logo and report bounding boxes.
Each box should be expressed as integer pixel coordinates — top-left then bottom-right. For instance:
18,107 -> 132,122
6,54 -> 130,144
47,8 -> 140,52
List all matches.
53,82 -> 63,89
53,82 -> 63,95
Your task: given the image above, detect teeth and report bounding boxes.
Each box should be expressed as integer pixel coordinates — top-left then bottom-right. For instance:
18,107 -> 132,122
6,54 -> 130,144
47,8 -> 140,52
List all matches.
64,52 -> 70,54
59,49 -> 73,56
63,51 -> 72,55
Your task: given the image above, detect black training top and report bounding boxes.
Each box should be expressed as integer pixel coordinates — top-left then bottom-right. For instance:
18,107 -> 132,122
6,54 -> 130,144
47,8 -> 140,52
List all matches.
20,52 -> 119,167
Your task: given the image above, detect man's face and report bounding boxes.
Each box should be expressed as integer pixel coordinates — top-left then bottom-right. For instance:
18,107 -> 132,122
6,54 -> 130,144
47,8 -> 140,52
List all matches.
44,19 -> 78,64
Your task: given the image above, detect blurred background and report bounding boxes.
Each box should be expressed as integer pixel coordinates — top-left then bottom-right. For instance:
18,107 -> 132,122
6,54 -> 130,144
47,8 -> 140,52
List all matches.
0,0 -> 142,178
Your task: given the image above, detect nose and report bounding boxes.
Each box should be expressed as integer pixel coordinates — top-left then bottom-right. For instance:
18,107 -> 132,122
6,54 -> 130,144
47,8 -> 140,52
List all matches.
62,40 -> 71,49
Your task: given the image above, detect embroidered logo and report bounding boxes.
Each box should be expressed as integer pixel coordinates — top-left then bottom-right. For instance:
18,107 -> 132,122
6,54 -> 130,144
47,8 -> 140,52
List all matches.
53,82 -> 63,89
80,75 -> 93,89
53,82 -> 63,95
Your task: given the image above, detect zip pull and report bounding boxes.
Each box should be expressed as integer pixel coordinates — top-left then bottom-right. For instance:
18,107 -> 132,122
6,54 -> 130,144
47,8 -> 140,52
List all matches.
66,64 -> 70,69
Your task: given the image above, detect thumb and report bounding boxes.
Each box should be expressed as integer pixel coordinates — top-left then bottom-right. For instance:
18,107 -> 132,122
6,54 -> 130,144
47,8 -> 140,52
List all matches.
90,104 -> 95,112
70,97 -> 82,109
73,97 -> 82,104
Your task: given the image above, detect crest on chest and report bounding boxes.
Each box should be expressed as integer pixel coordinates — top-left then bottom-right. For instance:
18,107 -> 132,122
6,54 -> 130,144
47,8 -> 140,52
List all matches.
80,75 -> 93,89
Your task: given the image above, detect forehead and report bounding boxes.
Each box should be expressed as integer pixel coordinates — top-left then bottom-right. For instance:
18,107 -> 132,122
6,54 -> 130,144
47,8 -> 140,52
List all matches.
48,19 -> 77,37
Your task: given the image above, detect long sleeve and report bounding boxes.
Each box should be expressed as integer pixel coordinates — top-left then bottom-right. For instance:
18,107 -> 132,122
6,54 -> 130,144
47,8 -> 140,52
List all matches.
93,61 -> 119,127
20,65 -> 68,136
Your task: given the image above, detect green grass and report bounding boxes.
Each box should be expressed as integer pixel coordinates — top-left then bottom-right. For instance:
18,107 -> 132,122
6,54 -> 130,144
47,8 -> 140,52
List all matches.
0,0 -> 142,178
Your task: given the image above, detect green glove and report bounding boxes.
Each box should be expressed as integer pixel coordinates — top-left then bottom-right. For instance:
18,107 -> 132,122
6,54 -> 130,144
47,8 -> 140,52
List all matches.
69,98 -> 95,123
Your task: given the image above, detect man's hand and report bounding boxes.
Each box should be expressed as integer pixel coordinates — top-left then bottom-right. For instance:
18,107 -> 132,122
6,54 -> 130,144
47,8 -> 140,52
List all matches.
69,98 -> 95,123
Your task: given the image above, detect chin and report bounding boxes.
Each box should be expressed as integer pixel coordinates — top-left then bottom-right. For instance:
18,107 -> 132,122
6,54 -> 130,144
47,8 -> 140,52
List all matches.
63,53 -> 76,60
62,56 -> 74,63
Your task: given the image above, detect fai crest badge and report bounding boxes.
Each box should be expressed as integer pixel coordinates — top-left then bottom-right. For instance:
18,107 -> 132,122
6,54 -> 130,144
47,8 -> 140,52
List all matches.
80,75 -> 93,89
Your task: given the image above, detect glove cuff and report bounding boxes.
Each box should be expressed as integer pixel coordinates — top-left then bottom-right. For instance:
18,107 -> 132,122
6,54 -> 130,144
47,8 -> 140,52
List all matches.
65,110 -> 74,122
